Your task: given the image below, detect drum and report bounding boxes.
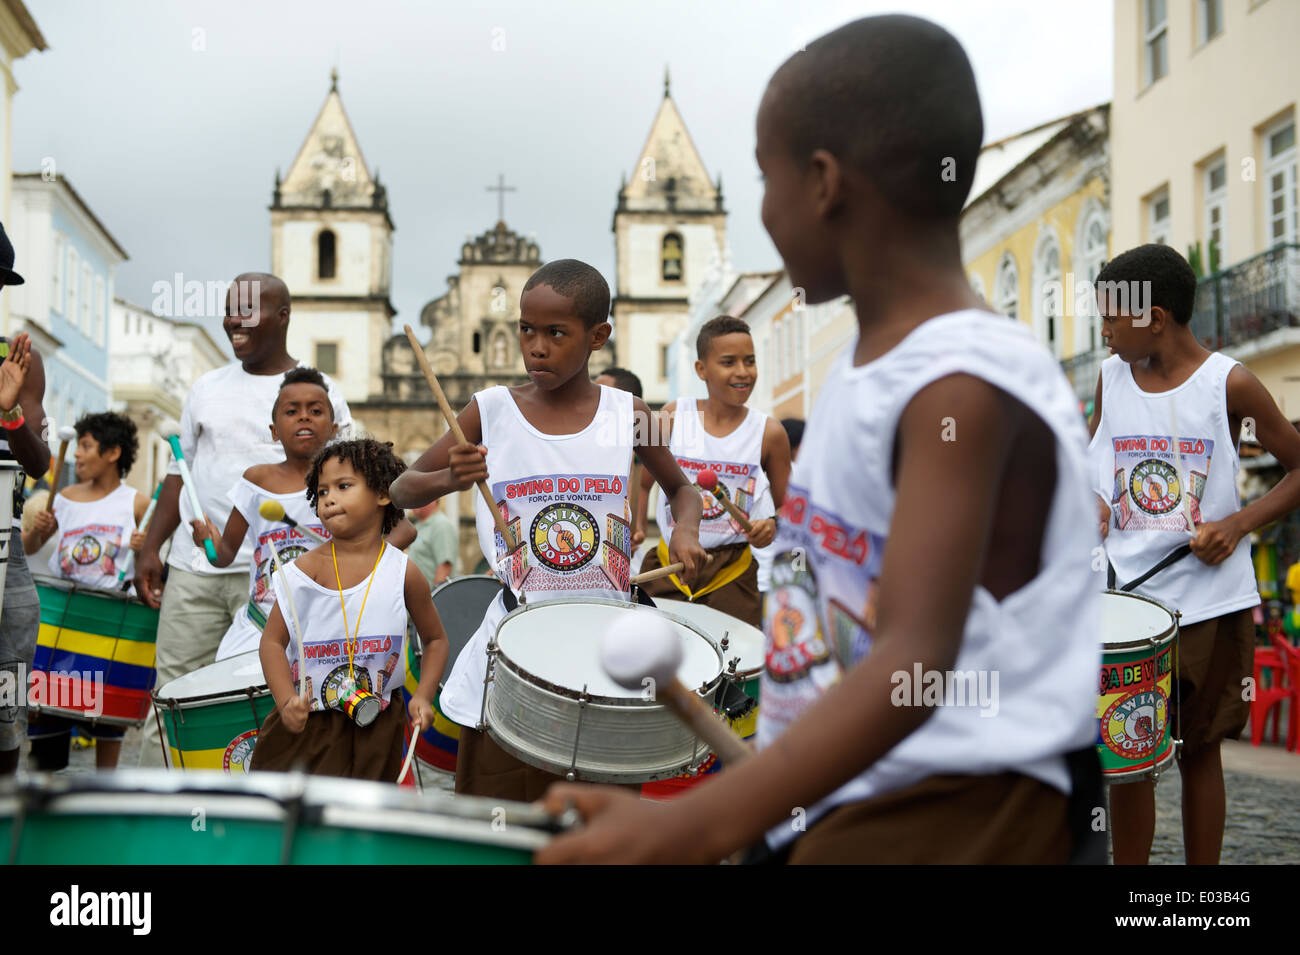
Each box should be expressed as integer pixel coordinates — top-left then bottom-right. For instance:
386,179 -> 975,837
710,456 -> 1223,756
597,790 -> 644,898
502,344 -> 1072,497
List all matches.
402,576 -> 502,771
483,598 -> 725,783
1098,590 -> 1179,783
0,460 -> 19,602
30,575 -> 159,726
152,651 -> 273,772
0,770 -> 561,864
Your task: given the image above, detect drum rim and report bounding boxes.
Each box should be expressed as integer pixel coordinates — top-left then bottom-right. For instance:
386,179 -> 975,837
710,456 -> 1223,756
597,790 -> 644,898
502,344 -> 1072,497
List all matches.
430,574 -> 502,601
1100,740 -> 1178,782
1101,588 -> 1179,651
654,602 -> 765,679
32,574 -> 147,606
492,596 -> 725,706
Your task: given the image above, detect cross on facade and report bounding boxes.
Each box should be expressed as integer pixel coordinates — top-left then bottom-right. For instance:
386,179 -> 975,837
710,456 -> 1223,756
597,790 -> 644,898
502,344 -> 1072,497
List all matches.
486,173 -> 516,223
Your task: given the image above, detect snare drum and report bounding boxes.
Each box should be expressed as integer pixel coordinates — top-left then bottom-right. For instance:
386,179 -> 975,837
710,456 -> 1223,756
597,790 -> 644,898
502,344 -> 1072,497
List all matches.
152,651 -> 273,772
402,576 -> 502,771
483,598 -> 725,783
30,575 -> 159,726
0,770 -> 559,864
1098,590 -> 1179,783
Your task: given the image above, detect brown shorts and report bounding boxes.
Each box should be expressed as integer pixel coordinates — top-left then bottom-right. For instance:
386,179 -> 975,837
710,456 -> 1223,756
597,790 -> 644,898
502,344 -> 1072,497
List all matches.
639,542 -> 762,628
250,690 -> 407,782
786,772 -> 1071,865
455,726 -> 641,802
1172,608 -> 1255,756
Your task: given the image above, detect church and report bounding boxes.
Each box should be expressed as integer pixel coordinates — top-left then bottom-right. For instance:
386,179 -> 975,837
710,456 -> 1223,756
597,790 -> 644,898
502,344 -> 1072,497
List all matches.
270,70 -> 728,570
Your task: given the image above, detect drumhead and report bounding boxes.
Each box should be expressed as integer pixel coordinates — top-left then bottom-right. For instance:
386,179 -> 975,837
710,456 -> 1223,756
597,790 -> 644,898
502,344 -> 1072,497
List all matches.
656,600 -> 764,678
495,599 -> 722,702
1101,591 -> 1177,649
155,650 -> 267,702
430,576 -> 502,683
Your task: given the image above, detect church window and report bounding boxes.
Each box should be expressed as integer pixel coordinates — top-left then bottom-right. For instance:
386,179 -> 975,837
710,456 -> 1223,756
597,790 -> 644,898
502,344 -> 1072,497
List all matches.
995,254 -> 1020,322
315,342 -> 339,375
662,233 -> 684,282
473,332 -> 482,354
318,229 -> 337,280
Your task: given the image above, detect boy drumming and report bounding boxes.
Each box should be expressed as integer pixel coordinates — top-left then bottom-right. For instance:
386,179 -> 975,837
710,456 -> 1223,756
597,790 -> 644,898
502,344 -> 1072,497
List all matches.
390,258 -> 707,801
635,317 -> 791,627
1090,244 -> 1300,865
540,15 -> 1101,864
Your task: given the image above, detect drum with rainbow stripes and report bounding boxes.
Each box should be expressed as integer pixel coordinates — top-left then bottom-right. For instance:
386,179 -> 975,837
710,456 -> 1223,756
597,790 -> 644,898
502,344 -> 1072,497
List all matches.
31,575 -> 159,726
152,651 -> 274,771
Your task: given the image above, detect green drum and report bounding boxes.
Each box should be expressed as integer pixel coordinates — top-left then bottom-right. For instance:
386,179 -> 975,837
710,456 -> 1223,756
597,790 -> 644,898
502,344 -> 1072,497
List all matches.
1098,591 -> 1179,782
1,770 -> 561,864
152,652 -> 274,771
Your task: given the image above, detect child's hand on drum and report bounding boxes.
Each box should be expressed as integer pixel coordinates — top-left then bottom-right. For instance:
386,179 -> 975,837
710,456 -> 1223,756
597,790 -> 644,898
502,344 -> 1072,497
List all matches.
746,517 -> 776,548
448,442 -> 489,490
279,694 -> 310,734
668,531 -> 708,588
408,694 -> 436,733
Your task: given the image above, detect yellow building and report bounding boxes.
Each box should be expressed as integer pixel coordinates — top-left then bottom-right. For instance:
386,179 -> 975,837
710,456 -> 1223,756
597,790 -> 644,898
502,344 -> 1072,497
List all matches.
961,105 -> 1111,403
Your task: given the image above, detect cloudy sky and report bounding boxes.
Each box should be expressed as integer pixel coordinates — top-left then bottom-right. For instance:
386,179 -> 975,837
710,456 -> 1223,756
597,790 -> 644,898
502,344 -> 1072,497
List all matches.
13,0 -> 1113,354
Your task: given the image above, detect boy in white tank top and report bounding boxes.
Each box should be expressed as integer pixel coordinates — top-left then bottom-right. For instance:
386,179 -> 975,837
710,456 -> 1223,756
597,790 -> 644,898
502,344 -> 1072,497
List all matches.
24,412 -> 149,771
1089,244 -> 1300,865
538,14 -> 1104,864
391,258 -> 709,801
635,316 -> 792,627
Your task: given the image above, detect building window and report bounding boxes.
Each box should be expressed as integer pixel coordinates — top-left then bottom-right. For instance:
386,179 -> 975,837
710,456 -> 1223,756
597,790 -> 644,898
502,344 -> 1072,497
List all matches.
315,341 -> 339,375
1197,0 -> 1223,45
1033,236 -> 1063,358
318,229 -> 337,280
1143,0 -> 1168,88
1148,186 -> 1171,245
661,233 -> 684,282
94,277 -> 105,345
66,248 -> 78,323
660,343 -> 670,379
81,265 -> 92,336
51,235 -> 64,313
995,254 -> 1019,322
1265,117 -> 1297,247
1204,155 -> 1228,266
1076,210 -> 1109,352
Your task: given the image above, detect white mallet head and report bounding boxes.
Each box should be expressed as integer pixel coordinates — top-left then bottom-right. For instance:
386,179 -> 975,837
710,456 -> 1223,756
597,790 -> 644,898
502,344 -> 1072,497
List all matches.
600,610 -> 683,690
258,499 -> 287,522
55,425 -> 76,443
160,419 -> 182,441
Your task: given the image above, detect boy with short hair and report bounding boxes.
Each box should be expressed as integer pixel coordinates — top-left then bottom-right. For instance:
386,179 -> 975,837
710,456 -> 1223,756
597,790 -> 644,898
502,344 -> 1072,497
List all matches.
1089,244 -> 1300,865
634,315 -> 791,627
539,14 -> 1103,864
390,258 -> 708,801
25,411 -> 150,770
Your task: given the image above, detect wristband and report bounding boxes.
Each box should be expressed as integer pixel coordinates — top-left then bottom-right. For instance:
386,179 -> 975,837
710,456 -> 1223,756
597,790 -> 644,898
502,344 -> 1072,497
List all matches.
0,413 -> 24,431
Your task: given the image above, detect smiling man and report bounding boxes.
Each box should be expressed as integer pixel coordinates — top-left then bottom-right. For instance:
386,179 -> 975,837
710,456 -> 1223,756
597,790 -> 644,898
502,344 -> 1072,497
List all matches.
134,273 -> 353,768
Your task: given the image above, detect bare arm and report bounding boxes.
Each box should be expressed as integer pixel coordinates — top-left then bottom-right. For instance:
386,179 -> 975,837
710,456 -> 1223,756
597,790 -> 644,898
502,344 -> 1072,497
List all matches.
1088,371 -> 1103,439
761,416 -> 793,510
0,338 -> 52,477
192,506 -> 248,568
405,560 -> 449,703
633,398 -> 705,582
389,398 -> 485,509
386,517 -> 417,551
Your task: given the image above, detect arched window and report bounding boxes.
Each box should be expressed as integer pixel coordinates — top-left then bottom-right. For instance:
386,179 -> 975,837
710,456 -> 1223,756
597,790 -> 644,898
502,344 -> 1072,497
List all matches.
1074,206 -> 1109,353
994,254 -> 1019,322
318,229 -> 337,280
1032,232 -> 1063,358
662,232 -> 684,281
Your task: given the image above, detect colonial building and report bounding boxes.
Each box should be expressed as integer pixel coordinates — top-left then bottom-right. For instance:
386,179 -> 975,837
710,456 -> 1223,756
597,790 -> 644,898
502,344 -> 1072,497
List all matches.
0,1 -> 45,337
612,70 -> 728,405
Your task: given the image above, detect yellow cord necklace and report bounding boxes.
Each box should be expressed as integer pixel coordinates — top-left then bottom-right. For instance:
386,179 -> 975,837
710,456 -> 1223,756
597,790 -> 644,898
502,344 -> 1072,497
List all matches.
330,540 -> 386,681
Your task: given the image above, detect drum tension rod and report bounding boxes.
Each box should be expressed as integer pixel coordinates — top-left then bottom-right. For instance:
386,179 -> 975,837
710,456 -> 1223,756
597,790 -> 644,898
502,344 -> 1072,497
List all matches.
566,685 -> 589,783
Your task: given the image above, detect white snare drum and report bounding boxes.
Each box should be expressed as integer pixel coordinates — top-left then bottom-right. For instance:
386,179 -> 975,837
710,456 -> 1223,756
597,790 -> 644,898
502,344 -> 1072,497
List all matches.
482,598 -> 725,783
656,600 -> 764,686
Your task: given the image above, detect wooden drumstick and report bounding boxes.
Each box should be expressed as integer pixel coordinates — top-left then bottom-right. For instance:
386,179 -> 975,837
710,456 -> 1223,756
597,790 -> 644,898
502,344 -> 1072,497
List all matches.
398,717 -> 423,789
601,611 -> 752,767
630,562 -> 684,585
268,543 -> 308,702
403,325 -> 514,550
697,468 -> 753,534
45,426 -> 77,511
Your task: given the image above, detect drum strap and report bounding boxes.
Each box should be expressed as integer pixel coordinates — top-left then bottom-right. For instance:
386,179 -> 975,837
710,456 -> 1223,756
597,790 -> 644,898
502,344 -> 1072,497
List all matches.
654,537 -> 751,600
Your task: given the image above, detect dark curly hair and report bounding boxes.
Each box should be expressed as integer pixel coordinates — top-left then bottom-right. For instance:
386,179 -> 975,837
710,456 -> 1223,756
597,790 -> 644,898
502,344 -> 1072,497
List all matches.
696,315 -> 752,360
273,366 -> 334,420
305,438 -> 406,535
75,412 -> 138,478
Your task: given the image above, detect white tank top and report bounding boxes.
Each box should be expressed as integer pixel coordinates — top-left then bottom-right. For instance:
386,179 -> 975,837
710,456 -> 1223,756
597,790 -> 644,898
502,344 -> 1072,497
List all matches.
273,543 -> 408,713
1089,353 -> 1258,625
758,311 -> 1101,849
440,383 -> 636,727
48,484 -> 137,589
214,477 -> 331,661
656,398 -> 774,548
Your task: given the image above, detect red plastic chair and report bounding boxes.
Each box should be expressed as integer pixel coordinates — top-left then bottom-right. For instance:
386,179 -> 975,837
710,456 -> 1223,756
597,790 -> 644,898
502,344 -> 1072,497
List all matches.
1269,636 -> 1300,752
1250,643 -> 1289,747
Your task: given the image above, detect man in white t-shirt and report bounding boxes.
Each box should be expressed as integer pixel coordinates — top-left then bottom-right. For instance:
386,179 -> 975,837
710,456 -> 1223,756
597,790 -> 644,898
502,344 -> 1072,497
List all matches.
135,273 -> 353,767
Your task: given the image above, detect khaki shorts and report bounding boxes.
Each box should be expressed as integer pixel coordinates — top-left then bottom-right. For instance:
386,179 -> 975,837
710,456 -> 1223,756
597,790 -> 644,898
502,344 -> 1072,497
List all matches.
1171,608 -> 1255,756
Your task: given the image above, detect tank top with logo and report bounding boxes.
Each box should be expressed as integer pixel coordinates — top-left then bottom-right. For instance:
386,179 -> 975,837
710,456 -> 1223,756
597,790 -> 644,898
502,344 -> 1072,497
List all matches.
272,543 -> 408,713
656,398 -> 774,549
1089,352 -> 1258,625
757,311 -> 1100,849
439,383 -> 635,727
214,477 -> 330,661
48,484 -> 138,589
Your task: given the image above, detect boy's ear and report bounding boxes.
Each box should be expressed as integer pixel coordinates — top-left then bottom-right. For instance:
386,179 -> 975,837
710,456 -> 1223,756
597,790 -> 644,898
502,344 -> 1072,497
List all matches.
694,358 -> 705,381
104,445 -> 120,463
809,148 -> 847,221
268,422 -> 279,443
378,492 -> 391,508
589,321 -> 612,351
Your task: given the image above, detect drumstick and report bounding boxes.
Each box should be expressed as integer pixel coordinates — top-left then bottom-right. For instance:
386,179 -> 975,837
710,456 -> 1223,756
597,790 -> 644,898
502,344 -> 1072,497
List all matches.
697,468 -> 754,534
258,499 -> 327,545
268,542 -> 308,702
402,325 -> 514,550
630,562 -> 684,585
398,717 -> 423,788
117,479 -> 163,586
600,611 -> 752,767
45,426 -> 77,511
161,420 -> 219,565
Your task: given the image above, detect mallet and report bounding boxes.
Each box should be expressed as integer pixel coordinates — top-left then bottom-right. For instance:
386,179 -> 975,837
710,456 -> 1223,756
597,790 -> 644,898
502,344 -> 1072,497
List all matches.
630,562 -> 685,585
161,419 -> 218,565
403,325 -> 515,550
600,610 -> 752,767
258,499 -> 327,545
45,426 -> 77,511
697,468 -> 753,535
267,541 -> 308,702
117,479 -> 163,586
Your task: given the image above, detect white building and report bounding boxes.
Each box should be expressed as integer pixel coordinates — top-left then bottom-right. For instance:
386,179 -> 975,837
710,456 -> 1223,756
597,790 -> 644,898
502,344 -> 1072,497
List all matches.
0,1 -> 45,335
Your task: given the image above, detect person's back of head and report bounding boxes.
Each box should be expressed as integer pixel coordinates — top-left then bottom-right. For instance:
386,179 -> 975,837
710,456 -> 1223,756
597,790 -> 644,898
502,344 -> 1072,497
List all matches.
780,417 -> 805,457
595,366 -> 643,398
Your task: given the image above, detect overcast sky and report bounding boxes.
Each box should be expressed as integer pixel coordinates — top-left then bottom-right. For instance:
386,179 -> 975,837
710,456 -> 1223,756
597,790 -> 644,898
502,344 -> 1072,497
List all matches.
13,0 -> 1113,355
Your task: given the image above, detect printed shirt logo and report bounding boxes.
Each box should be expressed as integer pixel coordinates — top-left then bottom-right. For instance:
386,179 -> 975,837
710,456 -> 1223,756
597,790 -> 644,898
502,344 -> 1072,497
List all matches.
71,535 -> 102,565
1129,458 -> 1181,516
1110,434 -> 1212,532
253,525 -> 325,606
531,503 -> 599,571
295,636 -> 401,713
58,524 -> 122,578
